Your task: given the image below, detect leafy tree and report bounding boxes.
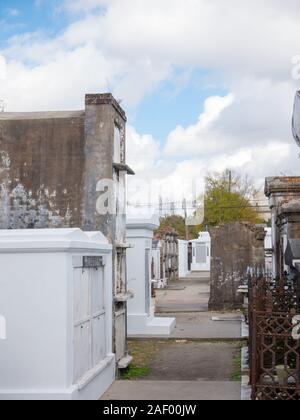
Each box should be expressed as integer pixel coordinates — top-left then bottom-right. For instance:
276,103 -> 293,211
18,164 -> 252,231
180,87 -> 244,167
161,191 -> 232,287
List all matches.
157,171 -> 263,237
158,215 -> 201,240
203,170 -> 264,227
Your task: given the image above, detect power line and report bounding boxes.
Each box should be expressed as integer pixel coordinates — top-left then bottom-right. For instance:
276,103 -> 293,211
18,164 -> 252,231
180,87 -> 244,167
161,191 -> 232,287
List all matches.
127,199 -> 269,206
127,205 -> 270,215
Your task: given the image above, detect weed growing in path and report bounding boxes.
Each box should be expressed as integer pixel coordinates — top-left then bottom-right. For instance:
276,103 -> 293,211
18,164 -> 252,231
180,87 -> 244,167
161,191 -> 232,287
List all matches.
231,350 -> 242,382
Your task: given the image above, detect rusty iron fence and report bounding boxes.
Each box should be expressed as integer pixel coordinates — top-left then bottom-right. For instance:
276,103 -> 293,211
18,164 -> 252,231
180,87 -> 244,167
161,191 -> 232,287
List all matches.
249,275 -> 300,400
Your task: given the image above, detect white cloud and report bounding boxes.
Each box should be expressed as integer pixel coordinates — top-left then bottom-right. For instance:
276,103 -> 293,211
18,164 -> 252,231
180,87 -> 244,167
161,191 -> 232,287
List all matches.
1,45 -> 115,111
197,95 -> 235,129
127,123 -> 299,211
0,0 -> 300,206
75,0 -> 300,81
164,93 -> 235,157
165,78 -> 297,160
127,126 -> 161,174
0,55 -> 7,80
2,0 -> 300,110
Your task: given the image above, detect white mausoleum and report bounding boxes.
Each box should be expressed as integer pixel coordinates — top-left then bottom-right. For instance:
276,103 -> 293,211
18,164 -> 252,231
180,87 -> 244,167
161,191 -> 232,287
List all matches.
127,218 -> 176,336
191,232 -> 211,272
264,227 -> 273,275
178,240 -> 190,278
0,229 -> 115,400
150,245 -> 161,287
151,240 -> 166,289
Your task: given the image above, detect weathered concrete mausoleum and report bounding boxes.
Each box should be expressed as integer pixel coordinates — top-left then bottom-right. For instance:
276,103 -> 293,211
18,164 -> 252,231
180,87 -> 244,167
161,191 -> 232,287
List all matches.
0,93 -> 134,369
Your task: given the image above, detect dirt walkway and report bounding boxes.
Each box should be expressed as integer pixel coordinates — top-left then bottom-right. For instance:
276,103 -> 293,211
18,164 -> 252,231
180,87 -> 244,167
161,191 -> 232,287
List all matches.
102,381 -> 241,401
123,340 -> 240,381
155,278 -> 210,313
102,276 -> 242,401
102,339 -> 241,400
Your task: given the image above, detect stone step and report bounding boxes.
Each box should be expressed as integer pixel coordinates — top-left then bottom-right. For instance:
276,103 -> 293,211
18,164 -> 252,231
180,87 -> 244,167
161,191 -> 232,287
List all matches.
101,380 -> 241,401
185,271 -> 211,279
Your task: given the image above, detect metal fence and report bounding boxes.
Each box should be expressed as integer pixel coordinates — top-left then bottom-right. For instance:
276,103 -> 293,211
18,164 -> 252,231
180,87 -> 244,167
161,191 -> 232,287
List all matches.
249,275 -> 300,400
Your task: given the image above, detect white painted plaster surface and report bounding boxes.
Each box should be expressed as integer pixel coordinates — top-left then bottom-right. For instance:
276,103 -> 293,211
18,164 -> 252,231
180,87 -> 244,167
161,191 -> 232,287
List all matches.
0,229 -> 115,400
191,232 -> 211,272
127,218 -> 176,336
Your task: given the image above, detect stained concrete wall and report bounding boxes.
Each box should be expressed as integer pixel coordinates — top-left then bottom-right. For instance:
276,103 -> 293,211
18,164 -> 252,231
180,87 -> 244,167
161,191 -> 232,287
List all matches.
154,228 -> 179,282
0,111 -> 85,229
0,94 -> 129,287
0,94 -> 128,242
209,223 -> 266,311
265,177 -> 300,277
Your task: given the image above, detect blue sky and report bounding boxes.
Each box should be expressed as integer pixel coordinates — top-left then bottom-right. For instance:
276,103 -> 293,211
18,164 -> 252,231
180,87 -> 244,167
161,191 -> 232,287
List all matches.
0,0 -> 223,143
131,70 -> 226,143
0,1 -> 66,45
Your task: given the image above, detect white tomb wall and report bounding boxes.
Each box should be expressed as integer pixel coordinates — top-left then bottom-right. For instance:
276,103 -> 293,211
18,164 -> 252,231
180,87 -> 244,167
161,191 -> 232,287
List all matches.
0,228 -> 115,400
178,240 -> 189,278
150,248 -> 161,285
127,218 -> 176,336
264,227 -> 273,276
191,232 -> 211,272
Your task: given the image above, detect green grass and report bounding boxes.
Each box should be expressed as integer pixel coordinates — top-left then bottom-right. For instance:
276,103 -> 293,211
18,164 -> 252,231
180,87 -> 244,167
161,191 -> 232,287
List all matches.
121,365 -> 150,380
231,350 -> 242,382
120,340 -> 160,381
122,339 -> 244,382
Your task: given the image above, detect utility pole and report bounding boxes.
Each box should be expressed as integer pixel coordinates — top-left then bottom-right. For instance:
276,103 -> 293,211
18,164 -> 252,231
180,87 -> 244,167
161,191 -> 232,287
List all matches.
170,201 -> 175,216
159,196 -> 163,218
183,198 -> 189,241
0,99 -> 6,112
228,169 -> 232,193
